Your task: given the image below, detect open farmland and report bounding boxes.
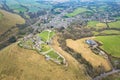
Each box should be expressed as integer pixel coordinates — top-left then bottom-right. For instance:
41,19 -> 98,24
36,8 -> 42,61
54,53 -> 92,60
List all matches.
87,21 -> 107,29
108,21 -> 120,29
66,38 -> 111,71
95,35 -> 120,57
5,0 -> 52,13
65,8 -> 90,17
0,9 -> 25,35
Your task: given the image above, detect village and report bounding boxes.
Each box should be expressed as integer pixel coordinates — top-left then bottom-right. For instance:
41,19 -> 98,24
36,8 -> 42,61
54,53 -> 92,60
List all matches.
18,29 -> 66,65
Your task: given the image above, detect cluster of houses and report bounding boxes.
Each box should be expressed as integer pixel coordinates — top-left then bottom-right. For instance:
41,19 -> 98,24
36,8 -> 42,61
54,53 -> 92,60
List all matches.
21,34 -> 43,51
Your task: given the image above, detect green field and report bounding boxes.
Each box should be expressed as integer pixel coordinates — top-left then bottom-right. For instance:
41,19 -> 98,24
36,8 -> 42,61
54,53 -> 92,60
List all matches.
95,35 -> 120,57
5,0 -> 52,13
47,50 -> 59,59
87,21 -> 106,29
100,30 -> 120,35
41,44 -> 51,52
65,8 -> 89,17
108,21 -> 120,29
39,30 -> 55,42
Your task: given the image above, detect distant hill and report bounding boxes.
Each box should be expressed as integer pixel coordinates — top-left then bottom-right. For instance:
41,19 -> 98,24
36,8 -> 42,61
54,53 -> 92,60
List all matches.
0,9 -> 25,35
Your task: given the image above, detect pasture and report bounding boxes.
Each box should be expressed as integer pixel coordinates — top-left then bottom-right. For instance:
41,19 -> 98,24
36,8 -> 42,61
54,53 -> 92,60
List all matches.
95,35 -> 120,57
65,8 -> 89,17
5,0 -> 52,13
87,21 -> 107,29
39,30 -> 55,42
108,21 -> 120,29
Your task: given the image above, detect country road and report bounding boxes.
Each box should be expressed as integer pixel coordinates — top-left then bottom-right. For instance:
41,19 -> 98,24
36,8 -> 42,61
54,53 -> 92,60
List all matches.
93,69 -> 120,80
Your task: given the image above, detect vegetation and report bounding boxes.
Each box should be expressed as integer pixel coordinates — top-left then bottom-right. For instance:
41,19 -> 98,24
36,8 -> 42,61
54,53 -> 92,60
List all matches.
0,12 -> 3,20
87,21 -> 106,29
95,35 -> 120,57
108,21 -> 120,29
47,50 -> 59,59
0,9 -> 25,35
5,0 -> 52,13
39,30 -> 55,42
66,38 -> 111,71
0,43 -> 90,80
65,8 -> 89,17
100,30 -> 120,35
41,44 -> 51,52
102,72 -> 120,80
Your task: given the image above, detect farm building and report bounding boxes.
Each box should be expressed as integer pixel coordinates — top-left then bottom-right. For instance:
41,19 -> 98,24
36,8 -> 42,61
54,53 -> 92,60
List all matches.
85,39 -> 98,48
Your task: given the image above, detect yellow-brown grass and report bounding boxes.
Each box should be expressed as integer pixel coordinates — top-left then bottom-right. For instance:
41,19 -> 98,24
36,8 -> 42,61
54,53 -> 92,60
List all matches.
0,9 -> 25,35
0,41 -> 91,80
66,37 -> 111,71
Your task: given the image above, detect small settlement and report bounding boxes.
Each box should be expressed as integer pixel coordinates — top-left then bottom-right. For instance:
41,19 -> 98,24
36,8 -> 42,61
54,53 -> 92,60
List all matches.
18,30 -> 66,65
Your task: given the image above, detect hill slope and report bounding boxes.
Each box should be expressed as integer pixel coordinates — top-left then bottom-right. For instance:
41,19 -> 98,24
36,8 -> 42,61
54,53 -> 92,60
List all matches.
0,42 -> 91,80
0,9 -> 25,35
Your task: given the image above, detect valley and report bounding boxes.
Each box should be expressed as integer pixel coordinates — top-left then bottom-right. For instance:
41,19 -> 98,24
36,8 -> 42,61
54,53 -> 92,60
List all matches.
0,0 -> 120,80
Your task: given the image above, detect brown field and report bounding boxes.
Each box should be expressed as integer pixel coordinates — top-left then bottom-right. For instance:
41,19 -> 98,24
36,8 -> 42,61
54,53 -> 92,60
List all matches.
66,38 -> 111,71
0,41 -> 91,80
0,9 -> 25,35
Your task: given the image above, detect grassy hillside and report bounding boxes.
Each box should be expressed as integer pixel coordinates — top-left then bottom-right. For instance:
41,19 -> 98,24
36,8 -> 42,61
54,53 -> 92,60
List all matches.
95,35 -> 120,57
5,0 -> 52,13
66,38 -> 111,71
108,21 -> 120,29
65,8 -> 89,17
0,9 -> 25,35
0,42 -> 91,80
87,21 -> 107,29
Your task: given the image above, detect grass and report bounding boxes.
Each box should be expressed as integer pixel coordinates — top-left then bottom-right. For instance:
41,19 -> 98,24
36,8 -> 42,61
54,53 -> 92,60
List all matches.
108,21 -> 120,29
41,44 -> 51,52
95,35 -> 120,57
100,30 -> 120,35
39,30 -> 55,42
65,8 -> 89,17
87,21 -> 106,29
5,0 -> 52,13
66,38 -> 111,71
0,12 -> 3,20
49,31 -> 55,38
0,9 -> 25,35
0,42 -> 90,80
47,50 -> 59,59
39,31 -> 49,42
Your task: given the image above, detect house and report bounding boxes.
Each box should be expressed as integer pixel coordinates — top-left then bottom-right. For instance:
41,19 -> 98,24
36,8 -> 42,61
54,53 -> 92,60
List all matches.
85,39 -> 98,48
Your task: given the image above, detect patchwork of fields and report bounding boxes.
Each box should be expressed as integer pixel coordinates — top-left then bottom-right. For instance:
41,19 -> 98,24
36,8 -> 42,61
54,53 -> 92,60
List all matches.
5,0 -> 52,13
